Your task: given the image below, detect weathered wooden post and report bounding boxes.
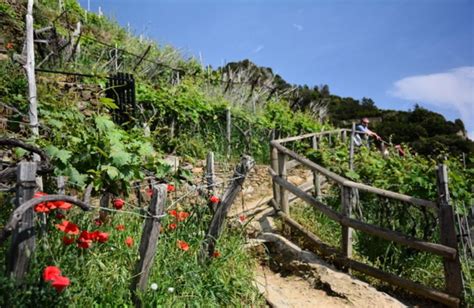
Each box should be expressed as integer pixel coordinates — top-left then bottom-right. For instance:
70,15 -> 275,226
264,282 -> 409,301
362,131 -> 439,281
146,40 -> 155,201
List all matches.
6,162 -> 37,280
270,132 -> 280,205
349,123 -> 355,171
226,107 -> 231,158
341,185 -> 353,261
25,0 -> 42,191
205,151 -> 216,212
312,135 -> 321,199
57,176 -> 66,194
278,151 -> 289,227
341,130 -> 347,143
436,164 -> 463,299
131,184 -> 166,307
199,156 -> 255,261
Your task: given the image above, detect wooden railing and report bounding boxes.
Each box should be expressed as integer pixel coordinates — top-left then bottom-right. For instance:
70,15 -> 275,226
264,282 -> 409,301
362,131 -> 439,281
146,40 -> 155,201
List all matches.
270,129 -> 463,307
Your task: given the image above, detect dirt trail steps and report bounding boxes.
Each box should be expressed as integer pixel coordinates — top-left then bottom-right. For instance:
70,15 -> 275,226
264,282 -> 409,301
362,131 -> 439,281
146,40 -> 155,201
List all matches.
227,165 -> 406,308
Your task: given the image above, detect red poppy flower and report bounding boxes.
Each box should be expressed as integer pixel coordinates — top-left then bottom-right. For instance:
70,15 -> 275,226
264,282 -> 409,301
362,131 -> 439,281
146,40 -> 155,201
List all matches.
54,201 -> 72,210
125,236 -> 134,247
167,184 -> 175,192
51,275 -> 70,292
62,236 -> 75,246
77,230 -> 93,249
177,211 -> 189,222
210,195 -> 220,203
6,42 -> 14,50
94,218 -> 103,226
177,240 -> 189,251
34,203 -> 50,213
43,266 -> 61,282
239,215 -> 246,223
34,191 -> 48,198
168,210 -> 177,217
115,224 -> 125,231
168,223 -> 177,230
33,192 -> 49,212
146,188 -> 153,197
55,213 -> 65,220
56,220 -> 80,235
92,231 -> 109,243
212,250 -> 221,258
113,198 -> 125,210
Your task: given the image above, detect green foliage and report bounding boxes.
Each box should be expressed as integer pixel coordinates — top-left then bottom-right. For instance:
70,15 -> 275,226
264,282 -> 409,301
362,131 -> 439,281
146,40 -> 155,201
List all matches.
0,194 -> 263,306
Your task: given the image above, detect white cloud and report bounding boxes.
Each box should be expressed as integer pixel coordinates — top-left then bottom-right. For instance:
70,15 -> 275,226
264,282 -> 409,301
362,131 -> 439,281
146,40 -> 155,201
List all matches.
293,23 -> 303,31
389,66 -> 474,139
253,45 -> 264,53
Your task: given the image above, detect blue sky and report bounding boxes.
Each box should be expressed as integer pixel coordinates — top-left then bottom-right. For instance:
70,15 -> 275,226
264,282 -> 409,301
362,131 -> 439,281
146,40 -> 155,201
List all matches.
79,0 -> 474,138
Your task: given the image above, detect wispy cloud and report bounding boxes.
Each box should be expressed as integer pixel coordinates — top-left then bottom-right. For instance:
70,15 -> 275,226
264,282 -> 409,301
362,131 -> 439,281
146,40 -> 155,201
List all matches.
389,66 -> 474,139
292,23 -> 303,31
253,45 -> 264,53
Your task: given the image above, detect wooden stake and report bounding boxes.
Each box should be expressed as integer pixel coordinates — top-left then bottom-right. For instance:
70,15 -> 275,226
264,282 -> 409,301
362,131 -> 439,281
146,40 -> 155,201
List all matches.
199,156 -> 255,261
6,162 -> 37,280
349,123 -> 355,171
131,184 -> 166,307
341,185 -> 353,260
436,164 -> 463,298
226,107 -> 231,158
312,135 -> 321,199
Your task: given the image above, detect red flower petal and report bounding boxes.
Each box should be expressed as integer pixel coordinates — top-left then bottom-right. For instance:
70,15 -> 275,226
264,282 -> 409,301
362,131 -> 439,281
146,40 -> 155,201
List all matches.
146,188 -> 153,197
113,198 -> 125,210
43,266 -> 61,282
125,236 -> 134,247
239,215 -> 246,223
210,195 -> 220,203
212,250 -> 221,258
177,211 -> 189,222
168,223 -> 177,230
168,210 -> 177,217
77,230 -> 93,248
34,203 -> 50,213
34,191 -> 47,198
167,184 -> 175,192
177,240 -> 189,251
55,220 -> 80,235
51,275 -> 70,292
54,201 -> 72,210
94,218 -> 103,226
115,224 -> 125,231
96,232 -> 109,243
62,236 -> 75,246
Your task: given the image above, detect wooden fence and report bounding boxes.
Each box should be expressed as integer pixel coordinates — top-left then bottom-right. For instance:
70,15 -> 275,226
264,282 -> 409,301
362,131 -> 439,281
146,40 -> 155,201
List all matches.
270,129 -> 463,307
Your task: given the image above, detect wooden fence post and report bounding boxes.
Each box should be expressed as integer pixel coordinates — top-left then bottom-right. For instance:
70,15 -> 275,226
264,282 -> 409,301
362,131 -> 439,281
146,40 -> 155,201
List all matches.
206,151 -> 216,212
342,130 -> 347,143
278,152 -> 289,216
341,185 -> 353,262
312,135 -> 321,199
199,156 -> 255,261
349,123 -> 355,171
6,162 -> 37,280
270,135 -> 280,205
436,164 -> 463,298
226,107 -> 231,159
131,184 -> 166,307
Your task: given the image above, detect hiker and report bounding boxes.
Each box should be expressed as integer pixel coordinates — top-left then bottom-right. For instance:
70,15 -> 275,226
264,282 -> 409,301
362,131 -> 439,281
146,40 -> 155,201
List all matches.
353,117 -> 381,147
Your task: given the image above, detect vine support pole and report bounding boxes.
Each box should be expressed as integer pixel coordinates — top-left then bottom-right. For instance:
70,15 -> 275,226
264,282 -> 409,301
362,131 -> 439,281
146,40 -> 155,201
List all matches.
312,135 -> 321,199
6,162 -> 37,280
226,107 -> 231,159
25,0 -> 42,190
349,123 -> 355,171
436,164 -> 463,299
199,156 -> 255,262
270,133 -> 280,205
341,185 -> 353,272
131,184 -> 166,307
206,151 -> 216,211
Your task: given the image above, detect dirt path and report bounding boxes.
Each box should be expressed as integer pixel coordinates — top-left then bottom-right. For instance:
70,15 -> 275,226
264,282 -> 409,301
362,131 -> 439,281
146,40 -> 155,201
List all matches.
255,265 -> 348,308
